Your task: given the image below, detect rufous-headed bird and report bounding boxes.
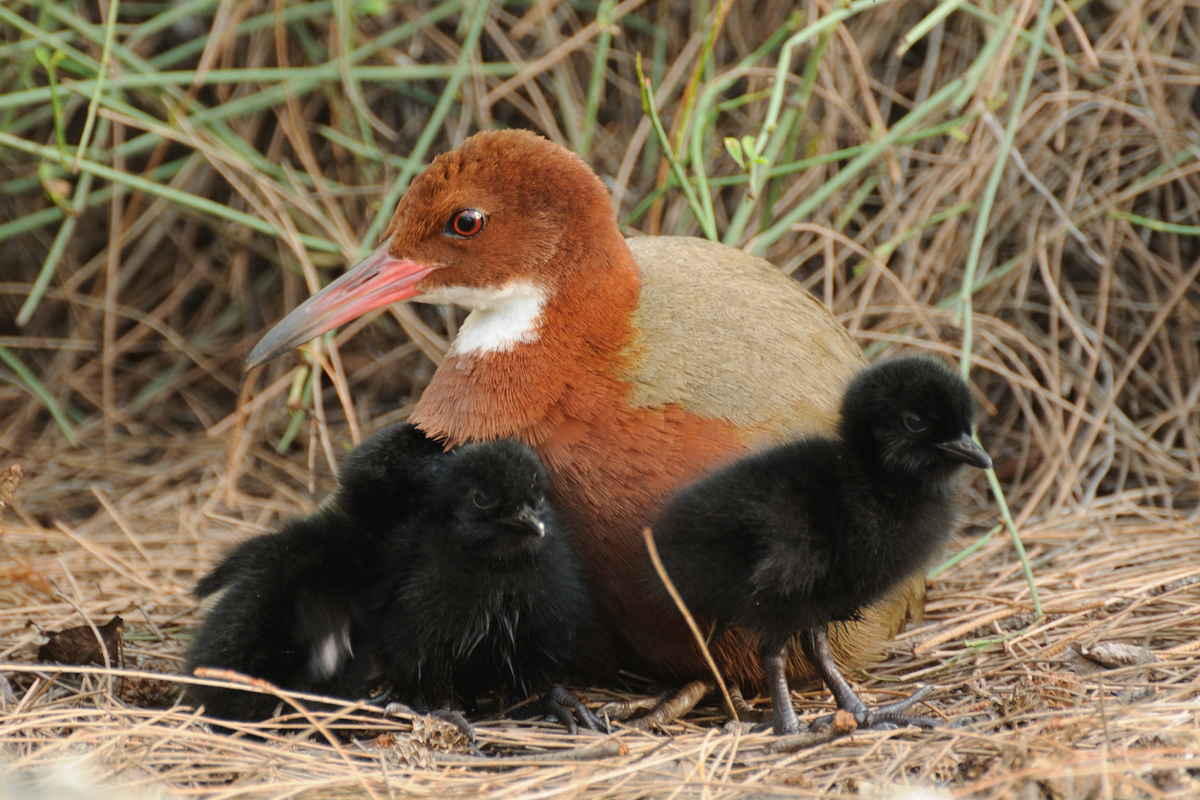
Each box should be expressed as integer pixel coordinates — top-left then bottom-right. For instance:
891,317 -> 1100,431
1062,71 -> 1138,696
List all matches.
649,355 -> 991,734
245,129 -> 927,702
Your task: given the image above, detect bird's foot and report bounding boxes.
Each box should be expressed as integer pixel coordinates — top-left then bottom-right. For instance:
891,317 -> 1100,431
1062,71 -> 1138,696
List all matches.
808,685 -> 939,732
384,702 -> 483,756
596,679 -> 712,730
382,700 -> 416,715
729,684 -> 772,725
750,717 -> 799,735
596,691 -> 671,721
540,685 -> 604,734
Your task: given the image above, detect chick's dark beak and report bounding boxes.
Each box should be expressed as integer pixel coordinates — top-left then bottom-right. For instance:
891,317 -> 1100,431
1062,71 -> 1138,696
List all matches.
509,505 -> 546,537
935,433 -> 993,470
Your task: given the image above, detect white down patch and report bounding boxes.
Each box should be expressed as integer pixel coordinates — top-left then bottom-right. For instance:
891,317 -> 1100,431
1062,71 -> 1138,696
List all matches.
418,281 -> 547,356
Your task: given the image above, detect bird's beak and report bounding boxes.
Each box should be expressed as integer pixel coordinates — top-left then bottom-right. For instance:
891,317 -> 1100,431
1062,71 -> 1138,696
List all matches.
935,433 -> 993,470
245,240 -> 438,370
510,505 -> 547,538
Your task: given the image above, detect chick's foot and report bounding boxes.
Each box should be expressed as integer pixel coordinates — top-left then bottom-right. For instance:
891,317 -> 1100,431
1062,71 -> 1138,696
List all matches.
540,685 -> 603,733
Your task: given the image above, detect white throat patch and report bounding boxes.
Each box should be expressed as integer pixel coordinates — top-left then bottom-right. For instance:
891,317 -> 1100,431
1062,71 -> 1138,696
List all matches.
417,281 -> 547,356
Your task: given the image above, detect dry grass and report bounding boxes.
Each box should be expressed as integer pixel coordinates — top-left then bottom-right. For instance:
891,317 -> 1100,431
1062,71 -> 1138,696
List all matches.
1,0 -> 1199,796
2,469 -> 1198,797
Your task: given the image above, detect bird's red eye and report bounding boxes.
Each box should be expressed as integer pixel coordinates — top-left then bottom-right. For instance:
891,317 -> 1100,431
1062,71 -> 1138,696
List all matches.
447,209 -> 485,238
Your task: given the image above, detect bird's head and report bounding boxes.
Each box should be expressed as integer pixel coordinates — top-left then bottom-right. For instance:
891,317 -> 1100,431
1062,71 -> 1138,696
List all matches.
435,438 -> 557,560
246,130 -> 622,369
332,422 -> 445,527
840,355 -> 992,481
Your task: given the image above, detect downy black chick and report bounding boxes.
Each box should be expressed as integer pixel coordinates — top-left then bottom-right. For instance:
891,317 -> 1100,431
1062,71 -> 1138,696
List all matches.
649,355 -> 992,735
373,439 -> 601,734
183,422 -> 444,722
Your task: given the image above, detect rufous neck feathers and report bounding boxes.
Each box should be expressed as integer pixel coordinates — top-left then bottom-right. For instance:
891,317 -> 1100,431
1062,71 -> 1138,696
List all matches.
411,231 -> 641,446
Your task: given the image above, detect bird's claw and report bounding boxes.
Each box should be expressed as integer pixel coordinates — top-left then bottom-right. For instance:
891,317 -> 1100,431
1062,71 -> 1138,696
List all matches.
808,685 -> 940,733
596,679 -> 712,730
541,685 -> 605,734
728,684 -> 772,725
596,691 -> 671,722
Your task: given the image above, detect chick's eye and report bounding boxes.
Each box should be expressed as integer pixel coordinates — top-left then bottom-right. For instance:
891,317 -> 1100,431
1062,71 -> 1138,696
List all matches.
446,209 -> 485,238
903,413 -> 929,433
472,490 -> 494,509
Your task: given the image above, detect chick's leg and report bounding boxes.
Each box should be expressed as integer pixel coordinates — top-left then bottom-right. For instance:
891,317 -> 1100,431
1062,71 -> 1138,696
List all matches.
800,627 -> 938,731
760,640 -> 801,735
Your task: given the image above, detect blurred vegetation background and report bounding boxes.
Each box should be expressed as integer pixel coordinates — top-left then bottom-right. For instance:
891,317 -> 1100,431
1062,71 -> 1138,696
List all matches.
2,3 -> 1200,794
0,0 -> 1197,528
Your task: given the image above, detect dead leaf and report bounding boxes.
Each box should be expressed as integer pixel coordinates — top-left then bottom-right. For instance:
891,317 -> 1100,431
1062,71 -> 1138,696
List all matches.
411,714 -> 473,754
119,674 -> 180,708
1073,641 -> 1158,669
0,463 -> 21,519
831,709 -> 858,735
37,615 -> 124,668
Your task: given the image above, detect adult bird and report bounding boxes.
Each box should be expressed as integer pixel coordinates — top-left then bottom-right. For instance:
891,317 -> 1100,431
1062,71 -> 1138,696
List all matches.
245,129 -> 927,711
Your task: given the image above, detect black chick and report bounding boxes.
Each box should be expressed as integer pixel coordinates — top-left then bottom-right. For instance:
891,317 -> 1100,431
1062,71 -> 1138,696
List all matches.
373,439 -> 601,734
650,355 -> 992,735
183,422 -> 444,722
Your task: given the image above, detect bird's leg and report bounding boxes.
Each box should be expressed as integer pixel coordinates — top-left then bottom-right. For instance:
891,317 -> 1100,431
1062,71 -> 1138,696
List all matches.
596,690 -> 672,721
799,627 -> 939,731
596,679 -> 712,729
760,641 -> 801,735
539,685 -> 604,733
729,684 -> 771,723
359,675 -> 393,708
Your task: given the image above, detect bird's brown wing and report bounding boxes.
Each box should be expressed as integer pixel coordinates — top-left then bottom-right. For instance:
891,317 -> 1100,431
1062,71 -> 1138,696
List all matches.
620,236 -> 865,446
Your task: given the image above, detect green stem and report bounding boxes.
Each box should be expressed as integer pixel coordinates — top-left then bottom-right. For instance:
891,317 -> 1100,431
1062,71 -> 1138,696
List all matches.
15,119 -> 108,326
637,54 -> 717,241
0,159 -> 187,245
750,76 -> 964,253
72,0 -> 121,173
956,0 -> 1056,619
0,344 -> 80,446
579,0 -> 615,157
1109,210 -> 1200,236
0,131 -> 341,255
897,0 -> 965,58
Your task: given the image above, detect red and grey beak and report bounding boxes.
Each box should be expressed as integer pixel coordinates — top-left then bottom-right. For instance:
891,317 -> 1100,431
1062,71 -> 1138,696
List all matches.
245,240 -> 439,370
